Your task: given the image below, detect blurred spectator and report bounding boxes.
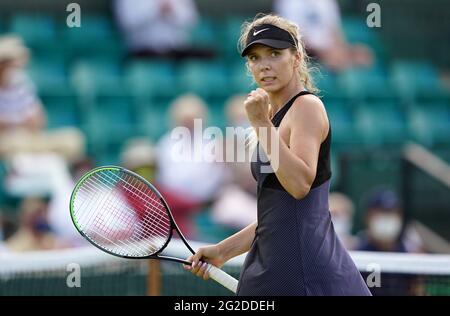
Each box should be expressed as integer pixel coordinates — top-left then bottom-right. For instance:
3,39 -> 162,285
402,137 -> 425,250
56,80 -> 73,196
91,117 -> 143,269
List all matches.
156,94 -> 226,238
5,153 -> 85,247
5,197 -> 65,252
225,94 -> 251,130
211,161 -> 257,231
114,0 -> 214,60
0,36 -> 44,133
121,137 -> 202,238
356,188 -> 427,295
274,0 -> 373,72
356,189 -> 408,252
121,138 -> 158,182
0,35 -> 85,163
223,94 -> 252,162
210,94 -> 256,231
329,192 -> 358,250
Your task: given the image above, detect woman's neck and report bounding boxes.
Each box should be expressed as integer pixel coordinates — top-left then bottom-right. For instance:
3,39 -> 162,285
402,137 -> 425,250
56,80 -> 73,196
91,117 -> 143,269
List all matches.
268,77 -> 305,117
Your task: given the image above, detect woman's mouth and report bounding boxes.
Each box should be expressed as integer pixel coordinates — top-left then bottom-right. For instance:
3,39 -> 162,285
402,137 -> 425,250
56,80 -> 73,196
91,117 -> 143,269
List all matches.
261,77 -> 276,83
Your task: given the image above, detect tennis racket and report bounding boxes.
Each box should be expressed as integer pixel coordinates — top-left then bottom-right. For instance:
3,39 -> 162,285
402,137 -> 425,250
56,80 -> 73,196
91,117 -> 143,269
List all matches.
69,165 -> 238,293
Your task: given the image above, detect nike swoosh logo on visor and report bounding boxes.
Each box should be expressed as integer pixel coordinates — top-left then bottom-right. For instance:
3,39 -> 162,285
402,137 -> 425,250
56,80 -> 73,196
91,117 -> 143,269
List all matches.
253,28 -> 270,36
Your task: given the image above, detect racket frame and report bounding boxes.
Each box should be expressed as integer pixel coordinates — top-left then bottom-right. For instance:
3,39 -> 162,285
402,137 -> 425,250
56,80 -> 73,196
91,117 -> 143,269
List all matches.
70,165 -> 195,265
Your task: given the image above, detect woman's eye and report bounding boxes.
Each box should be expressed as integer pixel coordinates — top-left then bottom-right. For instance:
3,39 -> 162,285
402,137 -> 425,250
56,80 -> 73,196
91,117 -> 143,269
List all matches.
271,51 -> 279,57
249,55 -> 257,61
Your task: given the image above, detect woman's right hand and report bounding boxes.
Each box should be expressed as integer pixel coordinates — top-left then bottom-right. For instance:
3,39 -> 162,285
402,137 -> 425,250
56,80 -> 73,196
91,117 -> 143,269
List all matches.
183,244 -> 226,280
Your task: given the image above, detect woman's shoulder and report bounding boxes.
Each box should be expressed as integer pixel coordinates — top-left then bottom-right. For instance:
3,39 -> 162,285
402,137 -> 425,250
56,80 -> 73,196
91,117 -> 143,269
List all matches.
293,92 -> 324,107
289,92 -> 327,120
287,92 -> 329,138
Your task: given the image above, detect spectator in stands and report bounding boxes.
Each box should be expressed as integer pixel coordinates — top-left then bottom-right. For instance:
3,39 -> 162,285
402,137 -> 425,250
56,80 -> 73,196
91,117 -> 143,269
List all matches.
329,192 -> 358,250
274,0 -> 373,72
211,161 -> 257,231
0,36 -> 45,133
225,94 -> 251,130
356,189 -> 407,252
0,35 -> 85,163
356,188 -> 427,295
210,95 -> 257,231
121,137 -> 204,238
114,0 -> 214,60
155,94 -> 226,238
5,197 -> 64,252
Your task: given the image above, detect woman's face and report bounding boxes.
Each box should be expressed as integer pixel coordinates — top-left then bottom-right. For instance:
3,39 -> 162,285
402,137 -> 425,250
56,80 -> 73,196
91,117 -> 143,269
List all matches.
246,44 -> 299,93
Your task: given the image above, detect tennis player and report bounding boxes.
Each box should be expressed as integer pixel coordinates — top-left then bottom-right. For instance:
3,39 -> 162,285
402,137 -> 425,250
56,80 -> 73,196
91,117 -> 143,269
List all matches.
185,14 -> 371,296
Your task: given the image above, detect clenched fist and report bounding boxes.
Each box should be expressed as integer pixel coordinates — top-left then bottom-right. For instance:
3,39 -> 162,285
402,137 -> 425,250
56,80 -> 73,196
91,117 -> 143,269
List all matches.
244,88 -> 271,127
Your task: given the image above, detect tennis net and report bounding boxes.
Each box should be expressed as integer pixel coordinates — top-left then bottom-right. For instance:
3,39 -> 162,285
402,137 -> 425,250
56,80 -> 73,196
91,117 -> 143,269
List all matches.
1,240 -> 449,296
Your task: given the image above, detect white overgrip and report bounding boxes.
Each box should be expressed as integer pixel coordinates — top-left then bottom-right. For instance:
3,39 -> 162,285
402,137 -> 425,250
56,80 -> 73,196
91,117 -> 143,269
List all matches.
207,264 -> 239,294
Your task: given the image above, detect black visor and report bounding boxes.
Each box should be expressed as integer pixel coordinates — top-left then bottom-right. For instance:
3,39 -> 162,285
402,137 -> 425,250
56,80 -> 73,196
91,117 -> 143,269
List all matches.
241,24 -> 297,57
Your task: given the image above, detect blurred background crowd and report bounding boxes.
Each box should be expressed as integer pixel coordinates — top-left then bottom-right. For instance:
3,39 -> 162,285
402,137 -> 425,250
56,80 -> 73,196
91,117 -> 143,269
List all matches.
0,0 -> 449,258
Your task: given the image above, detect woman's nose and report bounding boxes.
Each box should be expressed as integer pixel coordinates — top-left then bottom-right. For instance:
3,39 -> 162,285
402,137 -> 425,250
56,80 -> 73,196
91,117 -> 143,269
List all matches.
259,61 -> 271,71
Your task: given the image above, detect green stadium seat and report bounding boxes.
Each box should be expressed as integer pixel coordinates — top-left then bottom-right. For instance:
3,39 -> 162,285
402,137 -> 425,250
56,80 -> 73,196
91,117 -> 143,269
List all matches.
27,58 -> 69,94
221,16 -> 249,60
40,93 -> 80,128
61,15 -> 124,60
70,58 -> 124,95
315,68 -> 346,100
342,17 -> 388,61
390,61 -> 450,103
229,61 -> 256,94
342,16 -> 376,44
178,60 -> 229,98
338,65 -> 396,102
125,60 -> 177,101
355,101 -> 407,145
325,100 -> 358,145
408,102 -> 450,146
84,94 -> 139,156
330,152 -> 340,190
189,17 -> 218,47
137,102 -> 170,141
9,14 -> 55,49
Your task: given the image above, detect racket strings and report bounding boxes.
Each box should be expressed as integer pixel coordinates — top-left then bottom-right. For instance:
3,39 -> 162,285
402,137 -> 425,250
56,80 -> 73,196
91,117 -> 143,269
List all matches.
91,170 -> 171,234
79,179 -> 169,243
78,177 -> 167,256
73,169 -> 173,257
90,171 -> 171,238
77,179 -> 164,256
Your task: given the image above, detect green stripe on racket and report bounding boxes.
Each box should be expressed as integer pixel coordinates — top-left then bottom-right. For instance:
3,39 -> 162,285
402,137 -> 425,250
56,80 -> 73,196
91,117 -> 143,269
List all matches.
69,166 -> 238,293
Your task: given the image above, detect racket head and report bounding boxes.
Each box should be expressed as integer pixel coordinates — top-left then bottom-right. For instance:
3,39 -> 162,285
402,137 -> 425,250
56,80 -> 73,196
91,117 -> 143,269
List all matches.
70,166 -> 175,259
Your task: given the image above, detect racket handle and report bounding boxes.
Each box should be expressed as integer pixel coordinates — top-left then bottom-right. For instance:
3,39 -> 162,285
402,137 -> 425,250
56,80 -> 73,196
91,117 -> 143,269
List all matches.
207,264 -> 238,294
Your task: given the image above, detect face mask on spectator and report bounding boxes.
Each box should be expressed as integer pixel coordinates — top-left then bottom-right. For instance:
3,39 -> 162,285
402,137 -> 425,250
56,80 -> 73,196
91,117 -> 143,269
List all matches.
369,214 -> 402,243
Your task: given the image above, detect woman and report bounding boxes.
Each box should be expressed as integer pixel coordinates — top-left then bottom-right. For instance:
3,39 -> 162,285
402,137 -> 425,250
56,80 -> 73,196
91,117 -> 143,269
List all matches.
184,14 -> 371,296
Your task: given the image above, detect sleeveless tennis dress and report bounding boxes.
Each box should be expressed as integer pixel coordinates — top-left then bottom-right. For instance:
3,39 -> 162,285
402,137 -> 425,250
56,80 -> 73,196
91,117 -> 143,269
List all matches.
237,91 -> 371,296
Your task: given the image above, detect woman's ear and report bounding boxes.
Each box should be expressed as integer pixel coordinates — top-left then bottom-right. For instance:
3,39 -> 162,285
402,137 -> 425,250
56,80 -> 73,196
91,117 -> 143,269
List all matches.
294,52 -> 301,68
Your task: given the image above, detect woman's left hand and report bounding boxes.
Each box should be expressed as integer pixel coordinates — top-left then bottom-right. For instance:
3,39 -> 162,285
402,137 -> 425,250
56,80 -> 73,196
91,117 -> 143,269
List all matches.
244,88 -> 271,127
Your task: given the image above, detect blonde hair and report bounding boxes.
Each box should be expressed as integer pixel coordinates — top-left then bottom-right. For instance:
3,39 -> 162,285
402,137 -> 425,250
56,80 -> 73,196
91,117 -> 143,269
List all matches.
238,13 -> 319,94
169,93 -> 208,126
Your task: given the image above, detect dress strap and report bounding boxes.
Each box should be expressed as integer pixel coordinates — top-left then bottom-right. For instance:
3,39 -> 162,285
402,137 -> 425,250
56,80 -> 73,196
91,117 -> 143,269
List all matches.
271,90 -> 313,127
